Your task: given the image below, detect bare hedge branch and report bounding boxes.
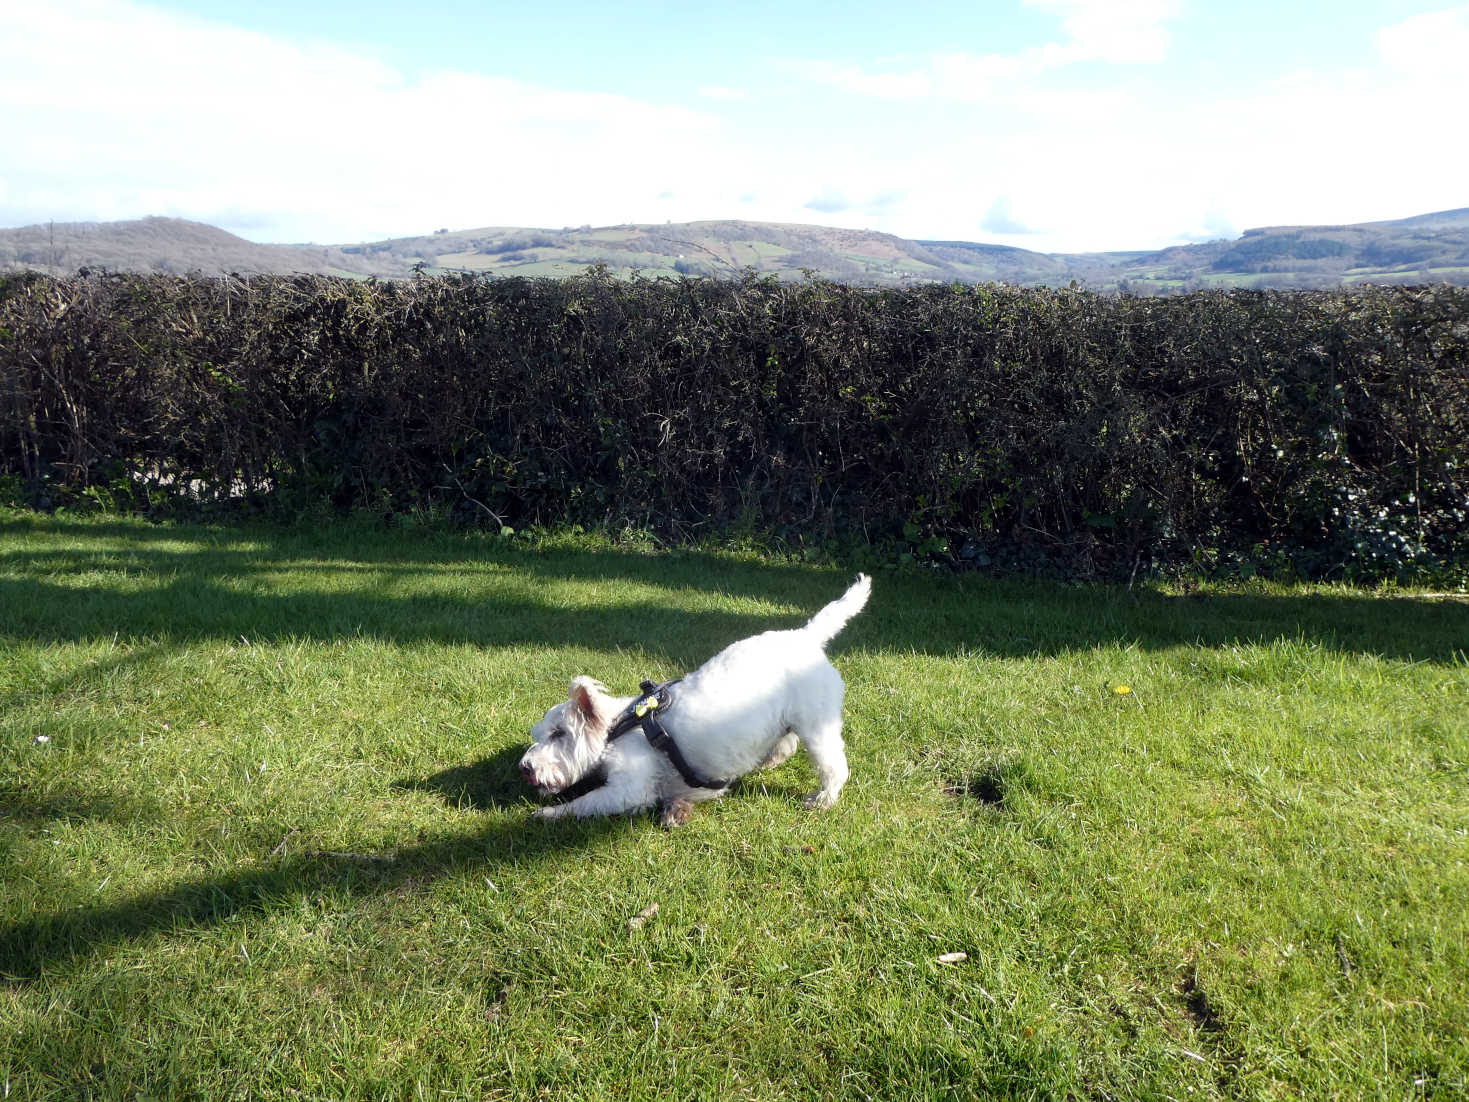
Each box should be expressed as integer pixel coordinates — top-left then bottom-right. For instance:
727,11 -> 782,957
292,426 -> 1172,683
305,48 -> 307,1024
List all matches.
2,270 -> 1465,579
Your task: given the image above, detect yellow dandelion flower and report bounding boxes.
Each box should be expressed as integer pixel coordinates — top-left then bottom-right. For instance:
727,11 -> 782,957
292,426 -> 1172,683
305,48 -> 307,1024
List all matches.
1114,685 -> 1133,696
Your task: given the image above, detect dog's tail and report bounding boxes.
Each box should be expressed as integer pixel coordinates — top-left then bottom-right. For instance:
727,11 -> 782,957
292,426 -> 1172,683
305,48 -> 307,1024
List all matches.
802,574 -> 872,647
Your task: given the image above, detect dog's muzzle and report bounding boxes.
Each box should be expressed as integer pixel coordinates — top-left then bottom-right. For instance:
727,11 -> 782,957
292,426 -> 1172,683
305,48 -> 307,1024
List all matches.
519,757 -> 557,794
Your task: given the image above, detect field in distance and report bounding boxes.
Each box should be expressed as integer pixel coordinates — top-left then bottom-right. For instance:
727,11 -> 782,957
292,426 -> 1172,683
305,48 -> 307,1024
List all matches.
4,207 -> 1468,292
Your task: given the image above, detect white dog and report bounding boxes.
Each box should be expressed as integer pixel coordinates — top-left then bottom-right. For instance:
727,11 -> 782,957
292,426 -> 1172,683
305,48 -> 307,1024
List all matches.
520,575 -> 871,827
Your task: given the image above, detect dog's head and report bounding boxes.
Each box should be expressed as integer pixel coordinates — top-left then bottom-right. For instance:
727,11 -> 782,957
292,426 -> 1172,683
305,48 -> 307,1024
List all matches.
519,676 -> 615,797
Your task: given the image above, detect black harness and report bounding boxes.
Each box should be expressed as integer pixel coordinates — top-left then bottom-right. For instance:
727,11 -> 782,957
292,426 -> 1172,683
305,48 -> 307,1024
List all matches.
605,679 -> 731,790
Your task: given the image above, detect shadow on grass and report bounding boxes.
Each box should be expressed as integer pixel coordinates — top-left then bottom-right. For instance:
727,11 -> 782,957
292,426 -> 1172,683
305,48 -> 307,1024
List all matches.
0,807 -> 628,983
393,746 -> 527,812
0,641 -> 174,717
1,515 -> 1465,664
2,748 -> 812,983
0,782 -> 152,827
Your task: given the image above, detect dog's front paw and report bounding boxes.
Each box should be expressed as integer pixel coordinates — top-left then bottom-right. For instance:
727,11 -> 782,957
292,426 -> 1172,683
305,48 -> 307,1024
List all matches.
804,791 -> 839,811
659,798 -> 694,829
533,805 -> 567,822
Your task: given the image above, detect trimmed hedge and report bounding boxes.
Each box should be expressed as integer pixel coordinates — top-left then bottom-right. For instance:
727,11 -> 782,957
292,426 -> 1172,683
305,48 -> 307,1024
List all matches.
2,270 -> 1466,578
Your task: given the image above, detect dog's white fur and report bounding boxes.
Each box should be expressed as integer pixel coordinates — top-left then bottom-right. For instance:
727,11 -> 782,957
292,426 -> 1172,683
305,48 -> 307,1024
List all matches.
520,575 -> 871,825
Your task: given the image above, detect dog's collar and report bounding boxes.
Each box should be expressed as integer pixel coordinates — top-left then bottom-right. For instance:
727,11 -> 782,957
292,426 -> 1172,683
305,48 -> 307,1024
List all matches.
553,761 -> 609,803
606,679 -> 730,791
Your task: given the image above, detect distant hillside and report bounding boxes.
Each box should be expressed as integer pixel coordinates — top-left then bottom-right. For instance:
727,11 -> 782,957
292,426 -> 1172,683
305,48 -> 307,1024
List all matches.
1101,207 -> 1469,293
0,217 -> 414,278
4,208 -> 1467,292
1362,208 -> 1469,231
351,220 -> 994,283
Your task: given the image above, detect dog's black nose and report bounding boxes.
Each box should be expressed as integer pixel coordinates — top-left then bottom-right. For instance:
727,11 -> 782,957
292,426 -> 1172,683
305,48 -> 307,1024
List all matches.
519,761 -> 535,782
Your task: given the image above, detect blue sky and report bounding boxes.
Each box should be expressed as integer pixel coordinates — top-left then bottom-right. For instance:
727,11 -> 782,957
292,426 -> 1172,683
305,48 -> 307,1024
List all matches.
2,0 -> 1465,252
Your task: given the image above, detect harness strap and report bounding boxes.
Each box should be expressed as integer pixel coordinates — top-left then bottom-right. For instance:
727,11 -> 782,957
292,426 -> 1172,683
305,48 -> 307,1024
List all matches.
607,679 -> 730,790
553,761 -> 609,804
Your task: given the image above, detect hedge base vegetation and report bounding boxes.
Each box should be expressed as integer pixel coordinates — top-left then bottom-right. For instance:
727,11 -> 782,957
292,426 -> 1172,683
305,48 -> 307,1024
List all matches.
2,271 -> 1466,580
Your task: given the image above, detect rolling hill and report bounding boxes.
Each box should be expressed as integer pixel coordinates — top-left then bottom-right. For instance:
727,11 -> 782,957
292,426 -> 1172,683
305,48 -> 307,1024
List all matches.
3,208 -> 1467,292
0,217 -> 413,279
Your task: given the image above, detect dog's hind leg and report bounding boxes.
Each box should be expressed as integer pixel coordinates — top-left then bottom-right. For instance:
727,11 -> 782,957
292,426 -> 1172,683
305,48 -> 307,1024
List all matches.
757,731 -> 800,771
796,719 -> 849,810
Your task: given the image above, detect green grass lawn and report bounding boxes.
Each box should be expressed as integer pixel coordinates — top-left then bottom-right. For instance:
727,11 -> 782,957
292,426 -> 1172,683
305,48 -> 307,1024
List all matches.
2,512 -> 1466,1099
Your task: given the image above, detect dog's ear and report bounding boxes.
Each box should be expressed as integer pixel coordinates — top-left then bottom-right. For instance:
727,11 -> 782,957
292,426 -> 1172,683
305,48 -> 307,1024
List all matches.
567,676 -> 610,729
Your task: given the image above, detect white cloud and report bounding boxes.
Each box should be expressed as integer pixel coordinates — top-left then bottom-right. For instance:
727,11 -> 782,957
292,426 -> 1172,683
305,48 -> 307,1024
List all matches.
980,196 -> 1040,236
1158,5 -> 1469,233
792,0 -> 1180,102
0,0 -> 1463,254
779,3 -> 1466,252
0,0 -> 732,242
1025,0 -> 1181,65
1375,4 -> 1469,78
